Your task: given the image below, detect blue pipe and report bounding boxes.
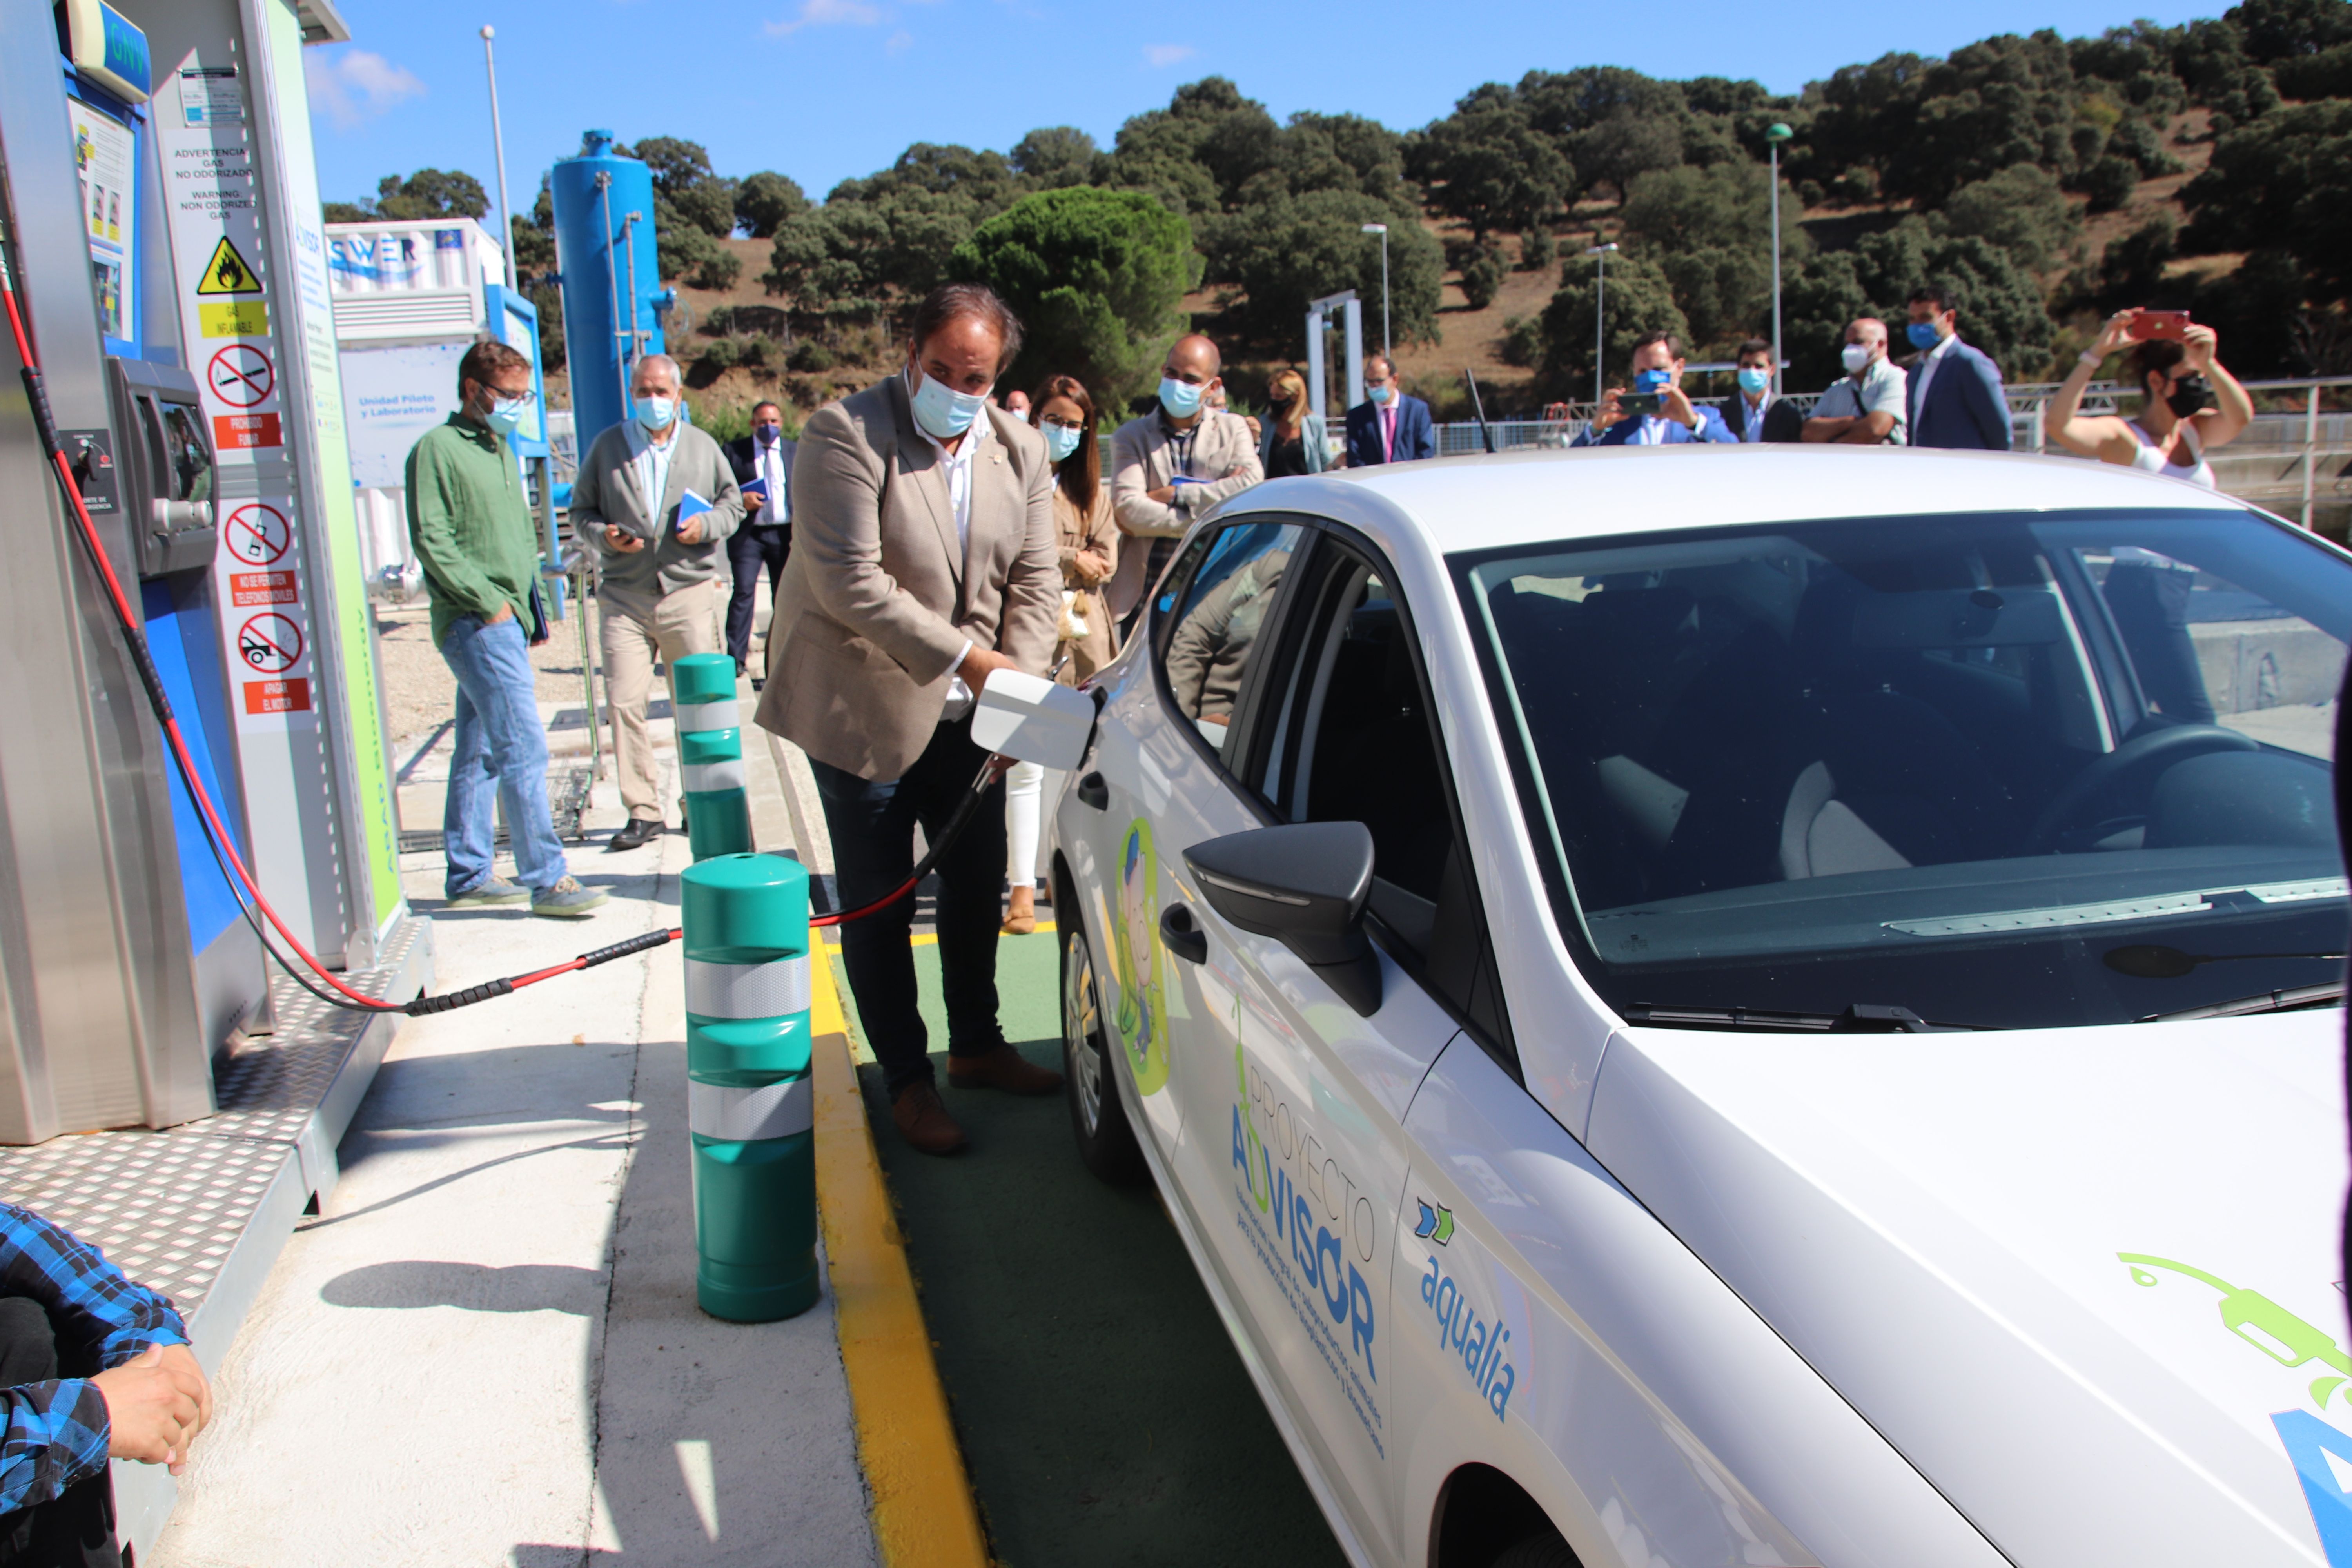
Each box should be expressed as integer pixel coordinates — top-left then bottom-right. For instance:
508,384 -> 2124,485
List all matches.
549,130 -> 668,446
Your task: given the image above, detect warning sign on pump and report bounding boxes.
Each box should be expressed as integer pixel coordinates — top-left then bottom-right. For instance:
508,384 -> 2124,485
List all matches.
221,503 -> 290,565
236,612 -> 303,674
213,412 -> 281,451
242,679 -> 311,715
207,343 -> 272,406
196,236 -> 260,295
229,570 -> 298,606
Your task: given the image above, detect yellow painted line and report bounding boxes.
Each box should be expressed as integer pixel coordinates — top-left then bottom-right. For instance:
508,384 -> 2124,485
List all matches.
808,946 -> 990,1568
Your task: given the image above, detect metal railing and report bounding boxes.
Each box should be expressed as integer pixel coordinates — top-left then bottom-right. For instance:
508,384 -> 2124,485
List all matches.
1433,375 -> 2352,528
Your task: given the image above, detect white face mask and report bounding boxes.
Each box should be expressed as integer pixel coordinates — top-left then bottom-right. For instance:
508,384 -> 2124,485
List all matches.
1841,343 -> 1875,376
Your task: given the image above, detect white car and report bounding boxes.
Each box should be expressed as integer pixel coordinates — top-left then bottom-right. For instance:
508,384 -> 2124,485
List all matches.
1047,445 -> 2352,1568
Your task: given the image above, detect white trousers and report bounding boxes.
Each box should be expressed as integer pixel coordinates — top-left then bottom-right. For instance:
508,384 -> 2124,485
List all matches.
1004,760 -> 1043,891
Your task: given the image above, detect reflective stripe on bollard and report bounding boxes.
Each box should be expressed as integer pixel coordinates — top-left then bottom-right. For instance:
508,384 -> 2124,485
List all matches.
673,652 -> 753,860
683,852 -> 819,1322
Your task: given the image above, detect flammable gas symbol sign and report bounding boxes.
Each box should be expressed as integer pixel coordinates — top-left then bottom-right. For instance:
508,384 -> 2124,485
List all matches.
196,235 -> 261,296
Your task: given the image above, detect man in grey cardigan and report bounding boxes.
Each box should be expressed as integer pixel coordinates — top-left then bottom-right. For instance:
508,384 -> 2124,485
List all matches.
572,354 -> 743,850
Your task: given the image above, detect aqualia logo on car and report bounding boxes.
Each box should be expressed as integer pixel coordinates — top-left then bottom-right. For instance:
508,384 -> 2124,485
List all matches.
1417,1251 -> 1518,1423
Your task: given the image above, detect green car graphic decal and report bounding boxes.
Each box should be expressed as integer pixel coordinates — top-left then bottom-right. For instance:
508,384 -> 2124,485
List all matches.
2122,1252 -> 2352,1564
1109,818 -> 1169,1094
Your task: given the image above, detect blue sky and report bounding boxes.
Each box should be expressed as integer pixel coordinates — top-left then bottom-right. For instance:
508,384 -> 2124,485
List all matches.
305,0 -> 2227,217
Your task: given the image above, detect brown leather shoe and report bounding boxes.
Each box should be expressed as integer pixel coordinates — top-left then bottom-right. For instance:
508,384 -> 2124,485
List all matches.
947,1044 -> 1064,1096
891,1081 -> 967,1154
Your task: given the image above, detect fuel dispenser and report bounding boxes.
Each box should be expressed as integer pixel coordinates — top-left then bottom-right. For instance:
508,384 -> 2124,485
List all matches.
0,0 -> 428,1147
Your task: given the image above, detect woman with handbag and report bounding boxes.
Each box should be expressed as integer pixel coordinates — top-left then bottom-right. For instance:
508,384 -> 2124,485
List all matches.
1002,375 -> 1119,933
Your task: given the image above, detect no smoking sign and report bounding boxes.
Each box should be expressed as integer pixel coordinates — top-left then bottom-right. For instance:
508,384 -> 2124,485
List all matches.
236,611 -> 303,674
207,343 -> 274,408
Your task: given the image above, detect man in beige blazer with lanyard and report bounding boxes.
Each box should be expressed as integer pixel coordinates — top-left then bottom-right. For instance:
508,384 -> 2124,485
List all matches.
574,353 -> 743,851
755,284 -> 1063,1154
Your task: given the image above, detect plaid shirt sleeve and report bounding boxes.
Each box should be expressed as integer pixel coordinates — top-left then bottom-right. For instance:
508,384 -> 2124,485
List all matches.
0,1204 -> 188,1514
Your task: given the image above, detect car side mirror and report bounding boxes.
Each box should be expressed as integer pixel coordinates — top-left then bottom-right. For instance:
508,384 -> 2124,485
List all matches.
1182,822 -> 1382,1018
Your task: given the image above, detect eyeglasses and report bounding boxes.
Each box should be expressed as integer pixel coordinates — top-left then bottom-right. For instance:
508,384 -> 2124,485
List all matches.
1041,416 -> 1085,432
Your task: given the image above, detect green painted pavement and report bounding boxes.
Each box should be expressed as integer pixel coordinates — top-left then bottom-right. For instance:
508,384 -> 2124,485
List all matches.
828,930 -> 1346,1568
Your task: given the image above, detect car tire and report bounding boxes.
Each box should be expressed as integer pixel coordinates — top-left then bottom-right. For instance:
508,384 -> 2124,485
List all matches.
1490,1531 -> 1579,1568
1062,910 -> 1148,1186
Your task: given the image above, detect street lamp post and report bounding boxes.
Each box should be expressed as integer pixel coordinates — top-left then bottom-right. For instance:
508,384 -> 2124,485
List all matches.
482,25 -> 517,291
1766,122 -> 1792,396
1583,242 -> 1618,408
1361,223 -> 1390,363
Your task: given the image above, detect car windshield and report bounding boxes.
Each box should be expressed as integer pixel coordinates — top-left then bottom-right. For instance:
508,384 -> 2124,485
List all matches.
1456,508 -> 2352,1029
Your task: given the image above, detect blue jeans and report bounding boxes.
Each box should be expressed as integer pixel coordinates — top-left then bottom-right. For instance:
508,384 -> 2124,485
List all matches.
811,720 -> 1007,1096
439,613 -> 568,897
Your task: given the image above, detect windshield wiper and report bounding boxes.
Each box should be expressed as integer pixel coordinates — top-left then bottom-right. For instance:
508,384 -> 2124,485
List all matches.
1625,1003 -> 1974,1033
2140,982 -> 2346,1023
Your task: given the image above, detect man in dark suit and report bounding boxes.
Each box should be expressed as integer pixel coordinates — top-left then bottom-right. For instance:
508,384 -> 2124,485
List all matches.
1718,336 -> 1806,443
1343,353 -> 1436,466
722,400 -> 795,686
1903,283 -> 2013,450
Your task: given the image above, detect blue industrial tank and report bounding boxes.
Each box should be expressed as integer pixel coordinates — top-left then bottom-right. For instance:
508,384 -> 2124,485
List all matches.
549,130 -> 670,447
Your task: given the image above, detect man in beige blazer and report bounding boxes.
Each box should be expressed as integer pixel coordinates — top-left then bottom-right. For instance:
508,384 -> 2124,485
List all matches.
1107,332 -> 1263,630
754,283 -> 1063,1154
573,354 -> 743,850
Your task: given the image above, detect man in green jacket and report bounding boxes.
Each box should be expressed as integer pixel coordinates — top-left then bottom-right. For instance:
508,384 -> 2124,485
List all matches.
404,340 -> 606,917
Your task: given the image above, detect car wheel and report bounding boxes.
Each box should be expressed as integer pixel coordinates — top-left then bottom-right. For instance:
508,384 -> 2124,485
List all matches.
1490,1531 -> 1579,1568
1062,911 -> 1147,1186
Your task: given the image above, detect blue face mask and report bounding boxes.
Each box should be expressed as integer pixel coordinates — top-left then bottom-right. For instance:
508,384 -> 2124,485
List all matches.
1737,367 -> 1771,394
909,368 -> 989,440
1158,377 -> 1205,419
636,395 -> 677,432
755,421 -> 782,443
1907,320 -> 1945,351
1633,368 -> 1673,395
485,394 -> 532,437
1369,383 -> 1394,406
1042,423 -> 1083,463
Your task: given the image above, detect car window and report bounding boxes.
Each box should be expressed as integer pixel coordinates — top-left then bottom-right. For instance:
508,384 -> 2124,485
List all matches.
1260,561 -> 1451,903
1456,507 -> 2352,1030
2076,544 -> 2339,759
1155,519 -> 1306,757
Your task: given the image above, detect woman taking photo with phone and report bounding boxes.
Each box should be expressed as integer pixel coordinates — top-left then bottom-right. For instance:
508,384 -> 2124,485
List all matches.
1001,374 -> 1118,934
2045,309 -> 2256,487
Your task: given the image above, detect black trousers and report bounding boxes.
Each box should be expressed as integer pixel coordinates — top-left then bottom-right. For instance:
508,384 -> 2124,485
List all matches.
0,1298 -> 120,1568
809,720 -> 1008,1097
727,524 -> 790,666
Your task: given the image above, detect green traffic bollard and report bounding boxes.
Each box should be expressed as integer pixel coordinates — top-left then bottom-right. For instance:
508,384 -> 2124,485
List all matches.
682,851 -> 818,1321
673,653 -> 753,860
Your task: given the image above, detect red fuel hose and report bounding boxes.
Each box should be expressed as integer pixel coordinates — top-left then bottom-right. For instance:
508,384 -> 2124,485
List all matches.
0,241 -> 978,1018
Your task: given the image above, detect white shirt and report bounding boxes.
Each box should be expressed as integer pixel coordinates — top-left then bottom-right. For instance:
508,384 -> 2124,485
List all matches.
910,390 -> 988,719
624,419 -> 678,533
1910,332 -> 1956,417
754,435 -> 790,525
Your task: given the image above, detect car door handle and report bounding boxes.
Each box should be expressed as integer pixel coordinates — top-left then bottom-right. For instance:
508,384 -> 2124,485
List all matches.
1160,902 -> 1208,964
1076,771 -> 1109,810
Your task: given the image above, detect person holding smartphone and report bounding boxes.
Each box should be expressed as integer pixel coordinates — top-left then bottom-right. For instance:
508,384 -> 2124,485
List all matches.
1572,331 -> 1737,446
2046,309 -> 2256,488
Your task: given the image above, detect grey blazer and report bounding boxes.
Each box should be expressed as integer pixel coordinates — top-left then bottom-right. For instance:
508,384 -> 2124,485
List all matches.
752,374 -> 1061,781
572,421 -> 742,609
1106,407 -> 1263,617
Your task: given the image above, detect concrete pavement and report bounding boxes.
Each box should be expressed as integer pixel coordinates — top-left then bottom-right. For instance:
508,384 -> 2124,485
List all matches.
151,689 -> 878,1568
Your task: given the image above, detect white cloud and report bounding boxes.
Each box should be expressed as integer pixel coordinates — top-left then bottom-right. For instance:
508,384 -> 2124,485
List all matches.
305,47 -> 425,132
1144,43 -> 1196,68
886,28 -> 915,52
765,0 -> 884,35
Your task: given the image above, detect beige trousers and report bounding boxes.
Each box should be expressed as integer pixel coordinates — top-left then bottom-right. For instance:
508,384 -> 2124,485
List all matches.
602,579 -> 721,822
